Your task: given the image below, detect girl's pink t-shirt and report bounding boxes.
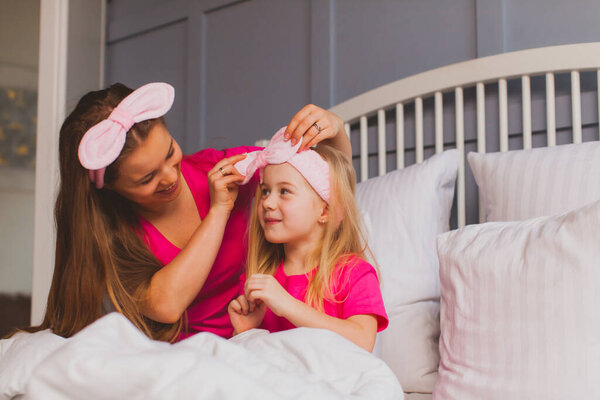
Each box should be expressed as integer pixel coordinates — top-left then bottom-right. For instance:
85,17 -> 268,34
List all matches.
138,146 -> 261,341
242,257 -> 389,333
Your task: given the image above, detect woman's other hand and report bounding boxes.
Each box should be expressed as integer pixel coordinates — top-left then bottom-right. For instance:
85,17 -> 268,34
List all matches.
285,104 -> 351,157
207,154 -> 246,213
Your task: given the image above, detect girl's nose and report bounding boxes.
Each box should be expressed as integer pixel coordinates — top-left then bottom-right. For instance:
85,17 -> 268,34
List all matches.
262,194 -> 276,210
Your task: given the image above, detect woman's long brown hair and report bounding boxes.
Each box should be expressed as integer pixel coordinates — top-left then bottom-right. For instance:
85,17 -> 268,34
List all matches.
12,83 -> 182,341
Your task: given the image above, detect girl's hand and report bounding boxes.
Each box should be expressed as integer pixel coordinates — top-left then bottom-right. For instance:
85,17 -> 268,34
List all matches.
245,274 -> 295,317
207,154 -> 246,213
228,294 -> 266,335
285,104 -> 350,155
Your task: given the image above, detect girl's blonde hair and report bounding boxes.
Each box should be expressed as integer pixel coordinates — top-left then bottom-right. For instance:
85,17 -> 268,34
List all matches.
246,145 -> 377,310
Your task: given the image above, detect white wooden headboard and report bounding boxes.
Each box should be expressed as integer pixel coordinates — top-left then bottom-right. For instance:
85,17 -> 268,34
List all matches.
329,42 -> 600,228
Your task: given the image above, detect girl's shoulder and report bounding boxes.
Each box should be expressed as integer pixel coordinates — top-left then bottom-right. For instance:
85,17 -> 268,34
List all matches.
333,254 -> 378,282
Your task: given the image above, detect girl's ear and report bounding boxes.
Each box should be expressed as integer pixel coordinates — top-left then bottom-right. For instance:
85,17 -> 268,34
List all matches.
319,204 -> 329,224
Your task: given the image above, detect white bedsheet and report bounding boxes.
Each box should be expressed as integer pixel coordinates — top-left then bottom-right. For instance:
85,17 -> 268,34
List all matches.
0,313 -> 403,399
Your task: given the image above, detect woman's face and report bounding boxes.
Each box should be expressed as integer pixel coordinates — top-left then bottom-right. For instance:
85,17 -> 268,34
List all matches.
107,122 -> 184,212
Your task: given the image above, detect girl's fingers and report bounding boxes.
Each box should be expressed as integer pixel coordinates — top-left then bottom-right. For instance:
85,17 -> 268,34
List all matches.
229,299 -> 241,313
242,296 -> 252,315
246,289 -> 264,304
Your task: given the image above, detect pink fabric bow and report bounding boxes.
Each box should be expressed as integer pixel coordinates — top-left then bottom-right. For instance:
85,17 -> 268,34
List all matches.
234,126 -> 330,203
78,82 -> 175,188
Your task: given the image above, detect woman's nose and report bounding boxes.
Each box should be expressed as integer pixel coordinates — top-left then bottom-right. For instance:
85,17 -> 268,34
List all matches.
159,164 -> 178,185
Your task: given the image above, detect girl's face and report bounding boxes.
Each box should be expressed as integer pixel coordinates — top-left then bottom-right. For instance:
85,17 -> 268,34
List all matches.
259,163 -> 327,246
107,122 -> 184,212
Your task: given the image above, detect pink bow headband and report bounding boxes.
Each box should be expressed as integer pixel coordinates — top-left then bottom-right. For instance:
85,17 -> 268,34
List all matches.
234,127 -> 330,203
78,82 -> 175,189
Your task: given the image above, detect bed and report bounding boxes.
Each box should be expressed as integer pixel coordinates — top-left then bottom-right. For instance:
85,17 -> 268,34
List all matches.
333,41 -> 600,399
2,42 -> 600,400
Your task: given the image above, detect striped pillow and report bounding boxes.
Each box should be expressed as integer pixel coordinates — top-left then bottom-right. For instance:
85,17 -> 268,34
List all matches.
433,200 -> 600,400
356,149 -> 459,393
468,141 -> 600,221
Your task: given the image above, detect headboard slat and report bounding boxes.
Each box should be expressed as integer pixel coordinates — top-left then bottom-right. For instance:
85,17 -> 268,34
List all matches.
415,97 -> 424,163
522,75 -> 532,150
571,70 -> 582,144
359,116 -> 368,182
396,103 -> 404,169
476,82 -> 487,224
546,73 -> 557,147
377,109 -> 386,176
455,87 -> 466,228
434,92 -> 444,154
499,78 -> 509,152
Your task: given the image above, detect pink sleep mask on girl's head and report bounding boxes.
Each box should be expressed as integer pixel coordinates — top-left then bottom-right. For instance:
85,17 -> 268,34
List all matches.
234,126 -> 330,203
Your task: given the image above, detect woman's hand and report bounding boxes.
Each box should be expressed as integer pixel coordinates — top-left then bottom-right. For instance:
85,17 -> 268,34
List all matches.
207,154 -> 246,213
228,294 -> 266,335
245,274 -> 296,317
285,104 -> 351,156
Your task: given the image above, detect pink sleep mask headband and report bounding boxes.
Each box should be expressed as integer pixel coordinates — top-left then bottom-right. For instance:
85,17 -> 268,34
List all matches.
77,82 -> 175,189
234,126 -> 330,203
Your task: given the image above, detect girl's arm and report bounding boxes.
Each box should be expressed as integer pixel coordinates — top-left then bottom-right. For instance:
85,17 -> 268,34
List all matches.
285,105 -> 352,158
282,297 -> 378,352
141,154 -> 246,324
245,274 -> 378,352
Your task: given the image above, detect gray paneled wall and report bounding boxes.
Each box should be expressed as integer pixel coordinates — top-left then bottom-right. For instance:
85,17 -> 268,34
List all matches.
106,0 -> 600,221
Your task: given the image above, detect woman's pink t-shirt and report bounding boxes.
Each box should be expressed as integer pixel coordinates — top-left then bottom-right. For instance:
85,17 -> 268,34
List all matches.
138,146 -> 261,340
242,257 -> 389,333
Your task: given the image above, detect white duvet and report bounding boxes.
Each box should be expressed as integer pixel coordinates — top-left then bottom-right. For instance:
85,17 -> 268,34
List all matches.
0,313 -> 403,399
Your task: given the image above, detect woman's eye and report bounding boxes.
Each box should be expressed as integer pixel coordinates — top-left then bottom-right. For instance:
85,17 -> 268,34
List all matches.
167,148 -> 175,158
140,176 -> 153,185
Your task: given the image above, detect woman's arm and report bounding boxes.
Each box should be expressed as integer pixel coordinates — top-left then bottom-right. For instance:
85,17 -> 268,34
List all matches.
285,104 -> 352,158
141,154 -> 246,324
245,274 -> 378,351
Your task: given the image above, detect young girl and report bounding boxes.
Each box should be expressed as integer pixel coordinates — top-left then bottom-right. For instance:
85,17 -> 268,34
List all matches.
228,128 -> 388,351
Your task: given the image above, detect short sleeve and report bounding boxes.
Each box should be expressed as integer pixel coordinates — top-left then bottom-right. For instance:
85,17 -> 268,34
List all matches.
339,259 -> 389,332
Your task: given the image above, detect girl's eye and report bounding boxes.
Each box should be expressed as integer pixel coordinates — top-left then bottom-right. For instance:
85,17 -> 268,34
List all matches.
280,188 -> 290,195
261,188 -> 270,196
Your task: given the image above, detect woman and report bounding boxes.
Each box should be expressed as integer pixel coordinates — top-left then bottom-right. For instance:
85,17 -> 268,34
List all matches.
25,82 -> 351,342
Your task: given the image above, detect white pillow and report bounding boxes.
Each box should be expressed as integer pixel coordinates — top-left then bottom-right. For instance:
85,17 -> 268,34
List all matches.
434,200 -> 600,400
0,330 -> 65,399
356,149 -> 458,393
468,141 -> 600,222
